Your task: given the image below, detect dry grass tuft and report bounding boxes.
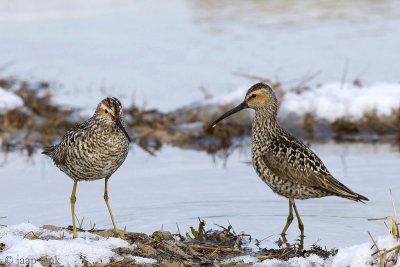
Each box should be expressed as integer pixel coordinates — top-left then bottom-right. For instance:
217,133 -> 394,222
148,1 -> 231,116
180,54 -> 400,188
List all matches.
368,190 -> 400,266
0,78 -> 74,152
331,108 -> 400,143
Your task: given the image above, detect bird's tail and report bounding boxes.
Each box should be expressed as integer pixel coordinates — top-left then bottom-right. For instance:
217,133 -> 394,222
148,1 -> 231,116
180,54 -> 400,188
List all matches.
340,191 -> 369,203
42,146 -> 56,156
324,175 -> 369,203
354,193 -> 369,203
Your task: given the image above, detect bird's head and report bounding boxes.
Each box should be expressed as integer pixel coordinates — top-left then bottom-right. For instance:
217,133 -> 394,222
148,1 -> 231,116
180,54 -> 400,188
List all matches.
244,82 -> 276,110
210,83 -> 277,127
95,97 -> 131,142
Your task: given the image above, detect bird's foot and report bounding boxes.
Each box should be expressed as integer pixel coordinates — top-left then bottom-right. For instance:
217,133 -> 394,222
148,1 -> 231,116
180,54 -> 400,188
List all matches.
280,233 -> 288,242
277,234 -> 290,248
296,235 -> 305,249
113,228 -> 126,240
67,225 -> 84,238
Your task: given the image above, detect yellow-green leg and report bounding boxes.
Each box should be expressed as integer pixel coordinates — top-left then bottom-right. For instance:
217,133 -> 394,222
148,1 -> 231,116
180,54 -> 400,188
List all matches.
281,200 -> 294,236
104,177 -> 120,237
293,201 -> 305,237
70,180 -> 78,238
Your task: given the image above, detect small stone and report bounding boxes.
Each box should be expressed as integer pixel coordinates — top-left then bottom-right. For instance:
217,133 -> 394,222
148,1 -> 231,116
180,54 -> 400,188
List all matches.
151,230 -> 174,241
125,232 -> 151,244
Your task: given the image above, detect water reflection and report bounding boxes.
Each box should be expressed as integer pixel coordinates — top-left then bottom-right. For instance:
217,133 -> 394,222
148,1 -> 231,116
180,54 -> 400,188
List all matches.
1,138 -> 399,166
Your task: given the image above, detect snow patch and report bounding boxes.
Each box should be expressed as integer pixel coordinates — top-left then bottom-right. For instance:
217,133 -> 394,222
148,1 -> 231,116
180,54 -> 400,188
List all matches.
204,83 -> 400,122
127,255 -> 157,265
331,235 -> 399,267
0,87 -> 24,113
0,223 -> 131,267
281,82 -> 400,122
254,254 -> 327,267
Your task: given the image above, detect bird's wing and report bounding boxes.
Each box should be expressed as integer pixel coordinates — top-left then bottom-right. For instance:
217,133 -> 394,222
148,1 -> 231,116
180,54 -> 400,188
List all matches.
45,121 -> 88,165
262,136 -> 364,201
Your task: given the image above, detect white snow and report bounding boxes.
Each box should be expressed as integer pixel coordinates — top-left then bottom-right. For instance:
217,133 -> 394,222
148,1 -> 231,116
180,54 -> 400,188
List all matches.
0,87 -> 24,113
223,255 -> 259,265
281,82 -> 400,122
0,223 -> 132,267
127,255 -> 157,265
254,254 -> 327,267
331,235 -> 399,267
204,82 -> 400,122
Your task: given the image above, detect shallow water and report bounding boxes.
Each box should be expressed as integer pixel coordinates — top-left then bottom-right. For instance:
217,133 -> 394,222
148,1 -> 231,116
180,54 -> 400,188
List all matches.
0,0 -> 399,111
1,142 -> 399,248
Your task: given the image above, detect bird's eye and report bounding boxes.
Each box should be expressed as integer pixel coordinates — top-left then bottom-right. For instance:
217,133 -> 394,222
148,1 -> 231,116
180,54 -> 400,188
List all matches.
251,94 -> 256,98
105,109 -> 109,114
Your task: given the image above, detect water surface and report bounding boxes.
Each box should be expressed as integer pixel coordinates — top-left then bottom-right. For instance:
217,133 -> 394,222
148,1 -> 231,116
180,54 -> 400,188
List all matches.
1,142 -> 399,248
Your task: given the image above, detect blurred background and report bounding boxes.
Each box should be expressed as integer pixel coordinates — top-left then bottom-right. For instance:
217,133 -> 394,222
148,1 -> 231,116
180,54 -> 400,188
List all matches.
0,0 -> 399,109
1,0 -> 399,248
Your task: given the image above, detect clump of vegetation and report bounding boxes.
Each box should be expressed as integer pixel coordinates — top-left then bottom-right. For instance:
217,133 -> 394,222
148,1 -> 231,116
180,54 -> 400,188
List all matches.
181,218 -> 249,249
332,109 -> 400,142
0,78 -> 75,155
176,218 -> 336,264
368,191 -> 400,266
258,242 -> 337,261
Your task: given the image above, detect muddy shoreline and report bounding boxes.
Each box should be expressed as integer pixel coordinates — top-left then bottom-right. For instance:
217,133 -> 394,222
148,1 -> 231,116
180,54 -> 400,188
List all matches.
0,76 -> 399,157
0,222 -> 336,267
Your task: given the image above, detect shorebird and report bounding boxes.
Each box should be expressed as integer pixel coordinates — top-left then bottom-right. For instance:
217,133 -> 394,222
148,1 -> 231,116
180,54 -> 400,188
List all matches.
43,97 -> 131,238
210,83 -> 368,238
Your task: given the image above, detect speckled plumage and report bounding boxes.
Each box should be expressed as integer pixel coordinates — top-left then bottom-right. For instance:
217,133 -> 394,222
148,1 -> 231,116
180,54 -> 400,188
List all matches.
249,86 -> 367,202
43,97 -> 129,181
42,96 -> 130,238
211,82 -> 368,237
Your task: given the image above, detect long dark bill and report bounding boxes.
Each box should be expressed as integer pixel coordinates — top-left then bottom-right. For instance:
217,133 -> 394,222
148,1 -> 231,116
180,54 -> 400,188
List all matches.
116,118 -> 132,142
210,101 -> 248,128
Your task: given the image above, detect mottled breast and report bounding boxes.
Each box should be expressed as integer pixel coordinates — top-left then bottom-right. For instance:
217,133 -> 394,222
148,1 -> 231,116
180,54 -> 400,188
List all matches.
55,121 -> 129,181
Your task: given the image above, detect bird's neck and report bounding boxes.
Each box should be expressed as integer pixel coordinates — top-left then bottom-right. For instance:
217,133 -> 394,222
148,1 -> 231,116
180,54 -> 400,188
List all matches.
252,107 -> 280,145
92,115 -> 113,127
